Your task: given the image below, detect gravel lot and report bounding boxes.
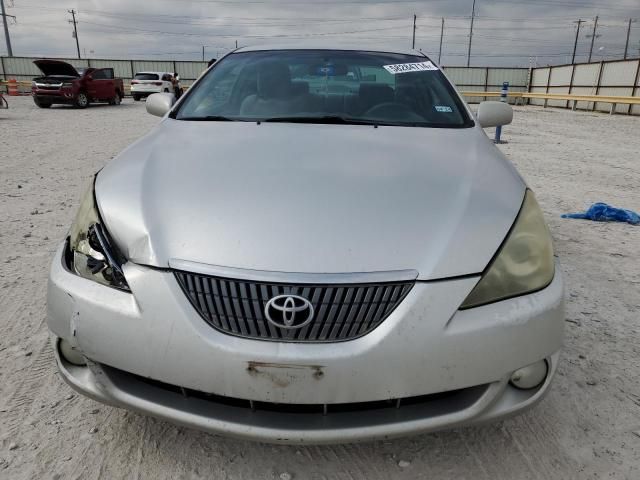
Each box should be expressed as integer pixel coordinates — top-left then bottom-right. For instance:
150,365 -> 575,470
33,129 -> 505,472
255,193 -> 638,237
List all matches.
1,96 -> 639,479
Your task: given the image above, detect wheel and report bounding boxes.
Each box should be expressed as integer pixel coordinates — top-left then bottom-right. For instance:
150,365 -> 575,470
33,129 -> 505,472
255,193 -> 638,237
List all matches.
74,91 -> 89,108
34,97 -> 51,108
164,88 -> 170,93
109,93 -> 122,105
133,94 -> 141,101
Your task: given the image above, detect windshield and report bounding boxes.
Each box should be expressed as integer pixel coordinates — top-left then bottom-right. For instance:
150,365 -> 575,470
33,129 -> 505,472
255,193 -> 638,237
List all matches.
134,73 -> 160,81
174,50 -> 472,128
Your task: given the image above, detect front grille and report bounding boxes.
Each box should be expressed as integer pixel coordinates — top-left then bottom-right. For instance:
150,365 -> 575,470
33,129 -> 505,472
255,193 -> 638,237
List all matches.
35,83 -> 61,90
174,271 -> 414,342
105,364 -> 489,418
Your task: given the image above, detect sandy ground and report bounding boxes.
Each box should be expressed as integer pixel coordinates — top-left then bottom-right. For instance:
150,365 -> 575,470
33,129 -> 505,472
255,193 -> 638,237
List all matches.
0,96 -> 639,480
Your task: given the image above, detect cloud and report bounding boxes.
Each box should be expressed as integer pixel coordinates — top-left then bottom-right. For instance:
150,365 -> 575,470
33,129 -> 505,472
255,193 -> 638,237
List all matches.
3,0 -> 639,66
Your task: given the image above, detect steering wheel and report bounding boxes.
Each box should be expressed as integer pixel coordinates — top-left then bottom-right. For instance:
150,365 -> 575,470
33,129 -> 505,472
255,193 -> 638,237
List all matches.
362,102 -> 424,121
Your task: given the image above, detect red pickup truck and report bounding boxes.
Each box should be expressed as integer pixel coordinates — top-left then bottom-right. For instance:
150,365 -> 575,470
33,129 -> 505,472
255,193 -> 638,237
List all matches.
32,59 -> 124,109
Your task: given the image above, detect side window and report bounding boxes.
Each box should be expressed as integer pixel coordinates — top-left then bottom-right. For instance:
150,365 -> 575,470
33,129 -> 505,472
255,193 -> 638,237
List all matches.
162,74 -> 171,82
92,69 -> 113,80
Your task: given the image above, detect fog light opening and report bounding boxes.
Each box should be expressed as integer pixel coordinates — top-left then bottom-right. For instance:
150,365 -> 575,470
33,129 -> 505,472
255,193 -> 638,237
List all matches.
509,360 -> 548,390
59,339 -> 87,366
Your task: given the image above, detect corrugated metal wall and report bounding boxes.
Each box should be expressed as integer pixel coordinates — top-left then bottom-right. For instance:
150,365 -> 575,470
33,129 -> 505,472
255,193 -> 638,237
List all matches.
544,59 -> 639,114
525,59 -> 639,114
443,66 -> 529,104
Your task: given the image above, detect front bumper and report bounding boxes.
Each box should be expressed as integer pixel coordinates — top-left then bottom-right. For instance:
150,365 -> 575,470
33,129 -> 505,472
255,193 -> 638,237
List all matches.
48,242 -> 564,443
33,91 -> 76,104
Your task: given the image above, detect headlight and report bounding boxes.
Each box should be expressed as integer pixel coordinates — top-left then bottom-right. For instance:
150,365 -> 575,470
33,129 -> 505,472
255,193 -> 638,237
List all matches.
460,190 -> 554,309
68,180 -> 130,291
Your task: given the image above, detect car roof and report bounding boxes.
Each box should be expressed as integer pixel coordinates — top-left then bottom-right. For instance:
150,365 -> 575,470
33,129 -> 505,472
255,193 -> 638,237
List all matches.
135,71 -> 169,75
234,43 -> 429,58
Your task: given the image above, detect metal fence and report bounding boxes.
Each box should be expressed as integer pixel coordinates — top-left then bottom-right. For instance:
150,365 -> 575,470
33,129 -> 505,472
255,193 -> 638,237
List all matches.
442,66 -> 529,104
1,55 -> 639,115
0,56 -> 209,91
0,55 -> 530,103
530,58 -> 640,115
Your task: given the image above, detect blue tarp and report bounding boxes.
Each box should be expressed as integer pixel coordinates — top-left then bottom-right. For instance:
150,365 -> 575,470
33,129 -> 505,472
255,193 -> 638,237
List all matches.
562,202 -> 640,225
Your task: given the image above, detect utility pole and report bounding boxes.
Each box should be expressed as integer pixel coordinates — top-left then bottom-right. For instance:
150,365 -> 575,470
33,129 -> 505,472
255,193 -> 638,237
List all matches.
68,9 -> 80,59
202,45 -> 205,61
438,17 -> 444,64
1,0 -> 15,57
235,39 -> 238,49
587,15 -> 599,63
466,0 -> 476,67
412,14 -> 416,49
571,19 -> 585,64
624,18 -> 637,59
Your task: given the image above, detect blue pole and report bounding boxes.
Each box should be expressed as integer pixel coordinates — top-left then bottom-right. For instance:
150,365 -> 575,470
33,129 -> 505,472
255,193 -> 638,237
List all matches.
494,81 -> 509,144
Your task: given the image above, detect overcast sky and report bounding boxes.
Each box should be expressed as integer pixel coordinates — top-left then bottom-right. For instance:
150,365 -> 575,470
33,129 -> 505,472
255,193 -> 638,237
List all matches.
2,0 -> 640,66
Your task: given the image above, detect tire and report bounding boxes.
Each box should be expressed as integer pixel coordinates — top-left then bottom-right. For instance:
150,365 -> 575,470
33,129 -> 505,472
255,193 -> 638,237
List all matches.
164,88 -> 170,93
74,91 -> 89,109
109,93 -> 122,105
133,94 -> 141,101
34,98 -> 51,108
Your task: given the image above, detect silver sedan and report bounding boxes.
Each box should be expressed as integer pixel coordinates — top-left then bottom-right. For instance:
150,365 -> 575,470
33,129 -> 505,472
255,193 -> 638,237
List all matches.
47,45 -> 564,444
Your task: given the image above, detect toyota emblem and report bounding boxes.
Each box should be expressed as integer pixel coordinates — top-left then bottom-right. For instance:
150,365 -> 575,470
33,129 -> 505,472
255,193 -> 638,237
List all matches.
265,294 -> 314,329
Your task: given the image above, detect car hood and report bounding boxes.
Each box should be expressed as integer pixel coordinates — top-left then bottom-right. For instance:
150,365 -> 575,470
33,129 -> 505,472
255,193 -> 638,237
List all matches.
96,120 -> 525,280
33,59 -> 80,78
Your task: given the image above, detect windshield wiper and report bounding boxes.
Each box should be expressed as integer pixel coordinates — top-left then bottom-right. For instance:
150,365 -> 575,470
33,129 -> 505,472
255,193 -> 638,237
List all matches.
262,115 -> 379,126
176,115 -> 238,121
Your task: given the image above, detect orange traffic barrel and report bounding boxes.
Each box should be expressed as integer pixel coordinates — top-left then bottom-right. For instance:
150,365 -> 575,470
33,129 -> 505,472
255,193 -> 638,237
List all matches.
8,79 -> 19,96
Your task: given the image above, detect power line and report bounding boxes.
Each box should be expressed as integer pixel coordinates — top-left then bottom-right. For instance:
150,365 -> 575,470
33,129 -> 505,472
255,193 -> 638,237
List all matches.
77,20 -> 409,38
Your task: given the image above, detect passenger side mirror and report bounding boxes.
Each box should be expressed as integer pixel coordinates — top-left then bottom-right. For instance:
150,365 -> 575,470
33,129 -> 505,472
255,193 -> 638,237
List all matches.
146,92 -> 175,117
477,101 -> 513,128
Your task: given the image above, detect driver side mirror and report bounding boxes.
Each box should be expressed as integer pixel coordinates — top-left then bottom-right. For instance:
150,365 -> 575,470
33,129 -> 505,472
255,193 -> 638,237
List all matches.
477,101 -> 513,128
146,92 -> 175,117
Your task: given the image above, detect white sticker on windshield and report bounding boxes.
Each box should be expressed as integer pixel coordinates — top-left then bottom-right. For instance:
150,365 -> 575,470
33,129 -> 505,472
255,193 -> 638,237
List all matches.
435,105 -> 453,113
383,61 -> 438,74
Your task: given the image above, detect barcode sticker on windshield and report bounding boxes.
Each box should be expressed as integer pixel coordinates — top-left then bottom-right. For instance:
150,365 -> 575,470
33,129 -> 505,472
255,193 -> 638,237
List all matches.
383,61 -> 438,74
